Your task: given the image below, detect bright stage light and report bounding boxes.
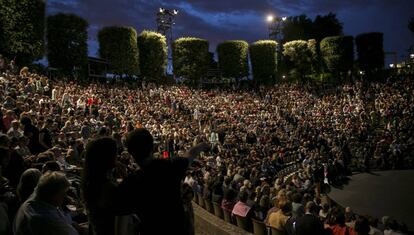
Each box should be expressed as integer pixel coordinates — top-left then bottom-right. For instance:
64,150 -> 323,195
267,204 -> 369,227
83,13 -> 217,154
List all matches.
266,15 -> 274,22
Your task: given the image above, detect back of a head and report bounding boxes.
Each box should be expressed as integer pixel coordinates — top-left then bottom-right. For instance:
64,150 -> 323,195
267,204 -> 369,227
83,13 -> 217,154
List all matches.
354,216 -> 370,235
126,128 -> 154,164
84,137 -> 117,177
35,171 -> 70,203
279,199 -> 292,214
238,190 -> 249,203
17,168 -> 42,202
305,201 -> 318,215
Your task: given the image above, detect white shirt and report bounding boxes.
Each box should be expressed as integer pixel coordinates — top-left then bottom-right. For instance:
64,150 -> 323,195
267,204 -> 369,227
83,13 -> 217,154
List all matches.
14,195 -> 79,235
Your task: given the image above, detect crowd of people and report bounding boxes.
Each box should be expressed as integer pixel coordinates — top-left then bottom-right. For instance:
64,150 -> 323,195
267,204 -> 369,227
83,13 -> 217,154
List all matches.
0,60 -> 413,235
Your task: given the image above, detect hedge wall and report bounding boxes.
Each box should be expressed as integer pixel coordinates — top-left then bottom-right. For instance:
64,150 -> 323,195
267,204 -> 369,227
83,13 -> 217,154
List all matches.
173,37 -> 209,82
47,13 -> 89,75
137,30 -> 167,81
98,26 -> 139,76
217,40 -> 249,78
249,40 -> 278,84
320,35 -> 354,73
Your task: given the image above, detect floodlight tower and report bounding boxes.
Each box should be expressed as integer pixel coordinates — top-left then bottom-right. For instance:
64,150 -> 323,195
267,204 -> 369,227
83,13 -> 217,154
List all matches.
156,8 -> 178,75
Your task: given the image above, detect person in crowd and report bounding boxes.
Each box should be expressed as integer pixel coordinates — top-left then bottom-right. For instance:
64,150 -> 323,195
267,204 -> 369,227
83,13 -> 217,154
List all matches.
268,199 -> 292,233
13,171 -> 79,235
294,201 -> 326,235
232,190 -> 253,219
354,216 -> 371,235
115,128 -> 209,235
327,207 -> 357,235
16,168 -> 42,203
20,117 -> 42,154
82,137 -> 118,235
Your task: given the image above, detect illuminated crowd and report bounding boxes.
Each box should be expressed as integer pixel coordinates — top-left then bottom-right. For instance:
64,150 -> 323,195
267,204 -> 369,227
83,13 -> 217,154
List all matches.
0,64 -> 412,234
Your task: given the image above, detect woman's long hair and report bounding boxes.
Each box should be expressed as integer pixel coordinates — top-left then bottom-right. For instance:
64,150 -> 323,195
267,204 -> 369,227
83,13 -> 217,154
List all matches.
82,137 -> 117,209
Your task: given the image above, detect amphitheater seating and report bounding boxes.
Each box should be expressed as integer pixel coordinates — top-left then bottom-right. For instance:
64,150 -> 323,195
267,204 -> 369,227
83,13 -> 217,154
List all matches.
223,209 -> 234,224
270,226 -> 285,235
235,215 -> 253,233
212,202 -> 224,219
251,218 -> 267,235
197,193 -> 205,208
204,199 -> 214,214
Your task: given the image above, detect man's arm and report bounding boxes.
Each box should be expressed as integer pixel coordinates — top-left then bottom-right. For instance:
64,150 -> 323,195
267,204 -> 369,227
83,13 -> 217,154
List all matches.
182,142 -> 210,166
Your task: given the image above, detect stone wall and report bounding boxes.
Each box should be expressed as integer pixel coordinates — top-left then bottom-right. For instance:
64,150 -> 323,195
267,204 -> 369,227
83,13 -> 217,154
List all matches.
193,202 -> 253,235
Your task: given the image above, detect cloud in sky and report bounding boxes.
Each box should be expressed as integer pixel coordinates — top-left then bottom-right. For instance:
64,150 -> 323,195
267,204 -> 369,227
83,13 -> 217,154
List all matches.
48,0 -> 414,62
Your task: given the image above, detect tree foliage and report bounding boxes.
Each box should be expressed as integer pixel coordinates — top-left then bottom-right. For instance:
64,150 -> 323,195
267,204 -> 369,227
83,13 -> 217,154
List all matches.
320,36 -> 354,73
137,30 -> 167,81
282,15 -> 313,42
249,40 -> 278,84
217,40 -> 249,78
98,26 -> 139,76
0,0 -> 45,65
283,40 -> 313,79
312,13 -> 343,42
355,32 -> 384,70
46,13 -> 88,75
172,37 -> 209,82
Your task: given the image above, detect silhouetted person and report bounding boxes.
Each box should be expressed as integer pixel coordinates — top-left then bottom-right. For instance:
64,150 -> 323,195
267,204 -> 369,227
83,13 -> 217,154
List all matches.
116,128 -> 209,235
82,137 -> 118,235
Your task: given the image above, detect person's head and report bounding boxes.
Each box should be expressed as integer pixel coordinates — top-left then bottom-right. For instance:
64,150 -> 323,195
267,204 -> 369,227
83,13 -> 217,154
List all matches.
84,137 -> 117,177
292,192 -> 302,204
11,120 -> 20,129
42,161 -> 61,174
35,171 -> 70,206
20,116 -> 32,126
126,128 -> 154,165
278,199 -> 291,214
305,201 -> 318,215
238,190 -> 248,203
354,216 -> 370,235
17,168 -> 42,202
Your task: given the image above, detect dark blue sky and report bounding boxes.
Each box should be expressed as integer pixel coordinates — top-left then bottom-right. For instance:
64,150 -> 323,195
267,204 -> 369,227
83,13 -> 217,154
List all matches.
48,0 -> 414,64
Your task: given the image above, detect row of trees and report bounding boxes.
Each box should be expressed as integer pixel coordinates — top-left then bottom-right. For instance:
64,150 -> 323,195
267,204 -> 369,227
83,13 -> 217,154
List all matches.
0,3 -> 389,83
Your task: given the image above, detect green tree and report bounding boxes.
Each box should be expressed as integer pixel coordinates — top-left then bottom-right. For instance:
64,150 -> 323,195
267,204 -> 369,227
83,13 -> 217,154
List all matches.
320,36 -> 354,74
46,13 -> 88,76
312,13 -> 343,42
98,26 -> 139,77
282,15 -> 313,42
249,40 -> 278,84
283,40 -> 313,80
217,40 -> 249,78
355,32 -> 384,71
172,37 -> 209,83
137,30 -> 167,81
0,0 -> 45,65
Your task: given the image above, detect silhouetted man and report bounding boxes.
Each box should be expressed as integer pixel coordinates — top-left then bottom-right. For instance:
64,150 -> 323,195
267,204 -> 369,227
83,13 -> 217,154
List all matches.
116,128 -> 209,235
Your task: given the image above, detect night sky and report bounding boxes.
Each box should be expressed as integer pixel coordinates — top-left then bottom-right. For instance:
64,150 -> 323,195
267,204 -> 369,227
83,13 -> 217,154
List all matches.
48,0 -> 414,64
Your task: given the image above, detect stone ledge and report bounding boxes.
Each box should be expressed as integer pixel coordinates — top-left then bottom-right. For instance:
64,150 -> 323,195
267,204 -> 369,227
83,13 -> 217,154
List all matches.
193,202 -> 254,235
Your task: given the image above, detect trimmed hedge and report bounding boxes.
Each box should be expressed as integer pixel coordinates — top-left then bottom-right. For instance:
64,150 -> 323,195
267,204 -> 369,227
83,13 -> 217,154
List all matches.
47,13 -> 89,75
98,26 -> 139,76
0,0 -> 45,65
173,37 -> 209,82
320,36 -> 354,73
137,31 -> 167,81
356,32 -> 384,70
249,40 -> 278,84
283,40 -> 313,78
217,40 -> 249,78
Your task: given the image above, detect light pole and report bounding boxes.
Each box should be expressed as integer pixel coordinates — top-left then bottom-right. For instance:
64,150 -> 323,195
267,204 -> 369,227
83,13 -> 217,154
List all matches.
157,8 -> 178,75
266,14 -> 286,41
266,14 -> 287,81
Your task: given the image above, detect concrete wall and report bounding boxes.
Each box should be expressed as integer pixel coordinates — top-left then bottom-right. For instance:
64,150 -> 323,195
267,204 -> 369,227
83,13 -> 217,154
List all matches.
193,202 -> 253,235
